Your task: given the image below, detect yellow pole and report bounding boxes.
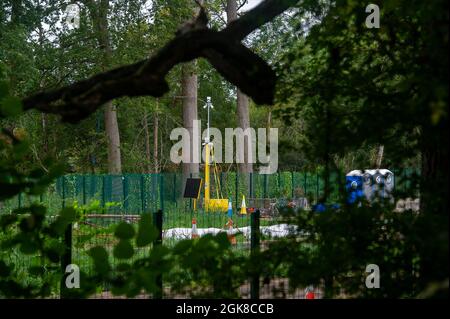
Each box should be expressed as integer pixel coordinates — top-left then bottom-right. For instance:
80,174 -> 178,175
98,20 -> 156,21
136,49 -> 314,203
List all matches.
205,142 -> 210,211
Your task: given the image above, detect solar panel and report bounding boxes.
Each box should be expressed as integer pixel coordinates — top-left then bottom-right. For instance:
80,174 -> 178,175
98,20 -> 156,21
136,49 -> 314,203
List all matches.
183,178 -> 202,199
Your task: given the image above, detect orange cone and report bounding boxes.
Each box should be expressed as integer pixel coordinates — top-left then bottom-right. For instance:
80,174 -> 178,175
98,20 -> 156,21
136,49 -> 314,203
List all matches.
305,286 -> 315,299
240,195 -> 247,215
191,218 -> 199,239
226,218 -> 236,245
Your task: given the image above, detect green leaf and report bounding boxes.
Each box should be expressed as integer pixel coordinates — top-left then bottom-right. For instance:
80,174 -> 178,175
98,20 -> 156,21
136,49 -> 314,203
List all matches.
0,96 -> 23,117
214,232 -> 231,250
136,213 -> 157,247
173,239 -> 193,255
0,260 -> 11,277
89,246 -> 111,274
20,240 -> 39,254
116,263 -> 131,272
29,266 -> 46,276
44,247 -> 61,263
113,240 -> 134,259
59,207 -> 78,223
12,207 -> 31,215
0,81 -> 9,98
30,204 -> 46,217
114,222 -> 135,240
0,214 -> 18,229
49,208 -> 78,236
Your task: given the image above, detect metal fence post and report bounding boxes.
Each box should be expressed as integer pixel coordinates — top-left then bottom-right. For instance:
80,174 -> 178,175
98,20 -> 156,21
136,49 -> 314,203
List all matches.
189,173 -> 192,210
291,171 -> 295,198
304,172 -> 307,197
235,172 -> 239,208
141,175 -> 146,213
173,173 -> 176,205
277,172 -> 281,195
62,175 -> 66,208
60,175 -> 72,299
220,172 -> 223,197
101,175 -> 106,208
152,174 -> 157,212
123,175 -> 129,213
82,175 -> 86,205
316,173 -> 319,202
250,210 -> 260,299
159,174 -> 164,212
18,193 -> 22,209
153,209 -> 163,299
249,172 -> 253,198
263,174 -> 267,198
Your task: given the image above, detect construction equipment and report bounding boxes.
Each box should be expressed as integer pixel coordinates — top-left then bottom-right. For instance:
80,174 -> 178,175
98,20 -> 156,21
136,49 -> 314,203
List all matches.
203,97 -> 228,212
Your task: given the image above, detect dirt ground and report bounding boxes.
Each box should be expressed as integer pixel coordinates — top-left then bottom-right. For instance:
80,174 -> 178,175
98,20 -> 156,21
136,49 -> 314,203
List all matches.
90,278 -> 323,299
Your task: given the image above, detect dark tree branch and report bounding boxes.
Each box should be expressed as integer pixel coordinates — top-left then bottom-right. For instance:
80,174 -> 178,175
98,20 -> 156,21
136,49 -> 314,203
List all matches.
22,0 -> 299,123
222,0 -> 297,40
237,0 -> 249,11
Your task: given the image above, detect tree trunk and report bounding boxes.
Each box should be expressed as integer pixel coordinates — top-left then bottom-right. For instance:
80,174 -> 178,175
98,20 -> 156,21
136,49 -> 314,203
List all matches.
237,90 -> 252,173
266,110 -> 272,133
90,0 -> 122,173
154,109 -> 159,173
104,101 -> 121,173
226,0 -> 253,174
181,65 -> 199,183
181,2 -> 202,190
38,24 -> 49,158
160,115 -> 164,171
143,108 -> 152,173
375,144 -> 384,168
41,113 -> 48,154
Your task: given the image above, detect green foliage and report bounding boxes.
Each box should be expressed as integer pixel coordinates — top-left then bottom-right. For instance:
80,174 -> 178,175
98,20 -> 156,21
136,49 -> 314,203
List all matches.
89,246 -> 111,275
260,203 -> 448,298
167,233 -> 246,298
0,96 -> 22,118
114,222 -> 135,240
113,240 -> 134,259
136,213 -> 158,247
275,0 -> 448,167
1,0 -> 448,300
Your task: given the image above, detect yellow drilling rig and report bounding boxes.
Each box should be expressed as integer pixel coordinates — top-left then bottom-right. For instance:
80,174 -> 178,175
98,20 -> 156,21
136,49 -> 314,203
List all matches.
202,97 -> 228,212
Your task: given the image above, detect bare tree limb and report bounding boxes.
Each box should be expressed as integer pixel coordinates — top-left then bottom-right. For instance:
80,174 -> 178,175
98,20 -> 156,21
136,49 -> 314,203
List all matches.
22,0 -> 299,123
222,0 -> 297,40
237,0 -> 249,11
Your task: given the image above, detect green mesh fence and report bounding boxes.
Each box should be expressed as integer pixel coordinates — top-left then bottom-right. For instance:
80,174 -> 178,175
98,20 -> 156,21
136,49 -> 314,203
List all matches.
1,169 -> 421,216
0,169 -> 420,298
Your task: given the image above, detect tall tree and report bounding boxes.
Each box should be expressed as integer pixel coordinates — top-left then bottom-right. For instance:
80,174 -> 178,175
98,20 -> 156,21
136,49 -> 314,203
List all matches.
88,0 -> 122,174
181,1 -> 202,186
226,0 -> 252,173
181,65 -> 199,178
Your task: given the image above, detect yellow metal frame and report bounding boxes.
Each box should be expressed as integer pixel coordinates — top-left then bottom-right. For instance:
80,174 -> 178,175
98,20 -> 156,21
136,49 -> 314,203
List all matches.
193,179 -> 202,211
204,142 -> 228,212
